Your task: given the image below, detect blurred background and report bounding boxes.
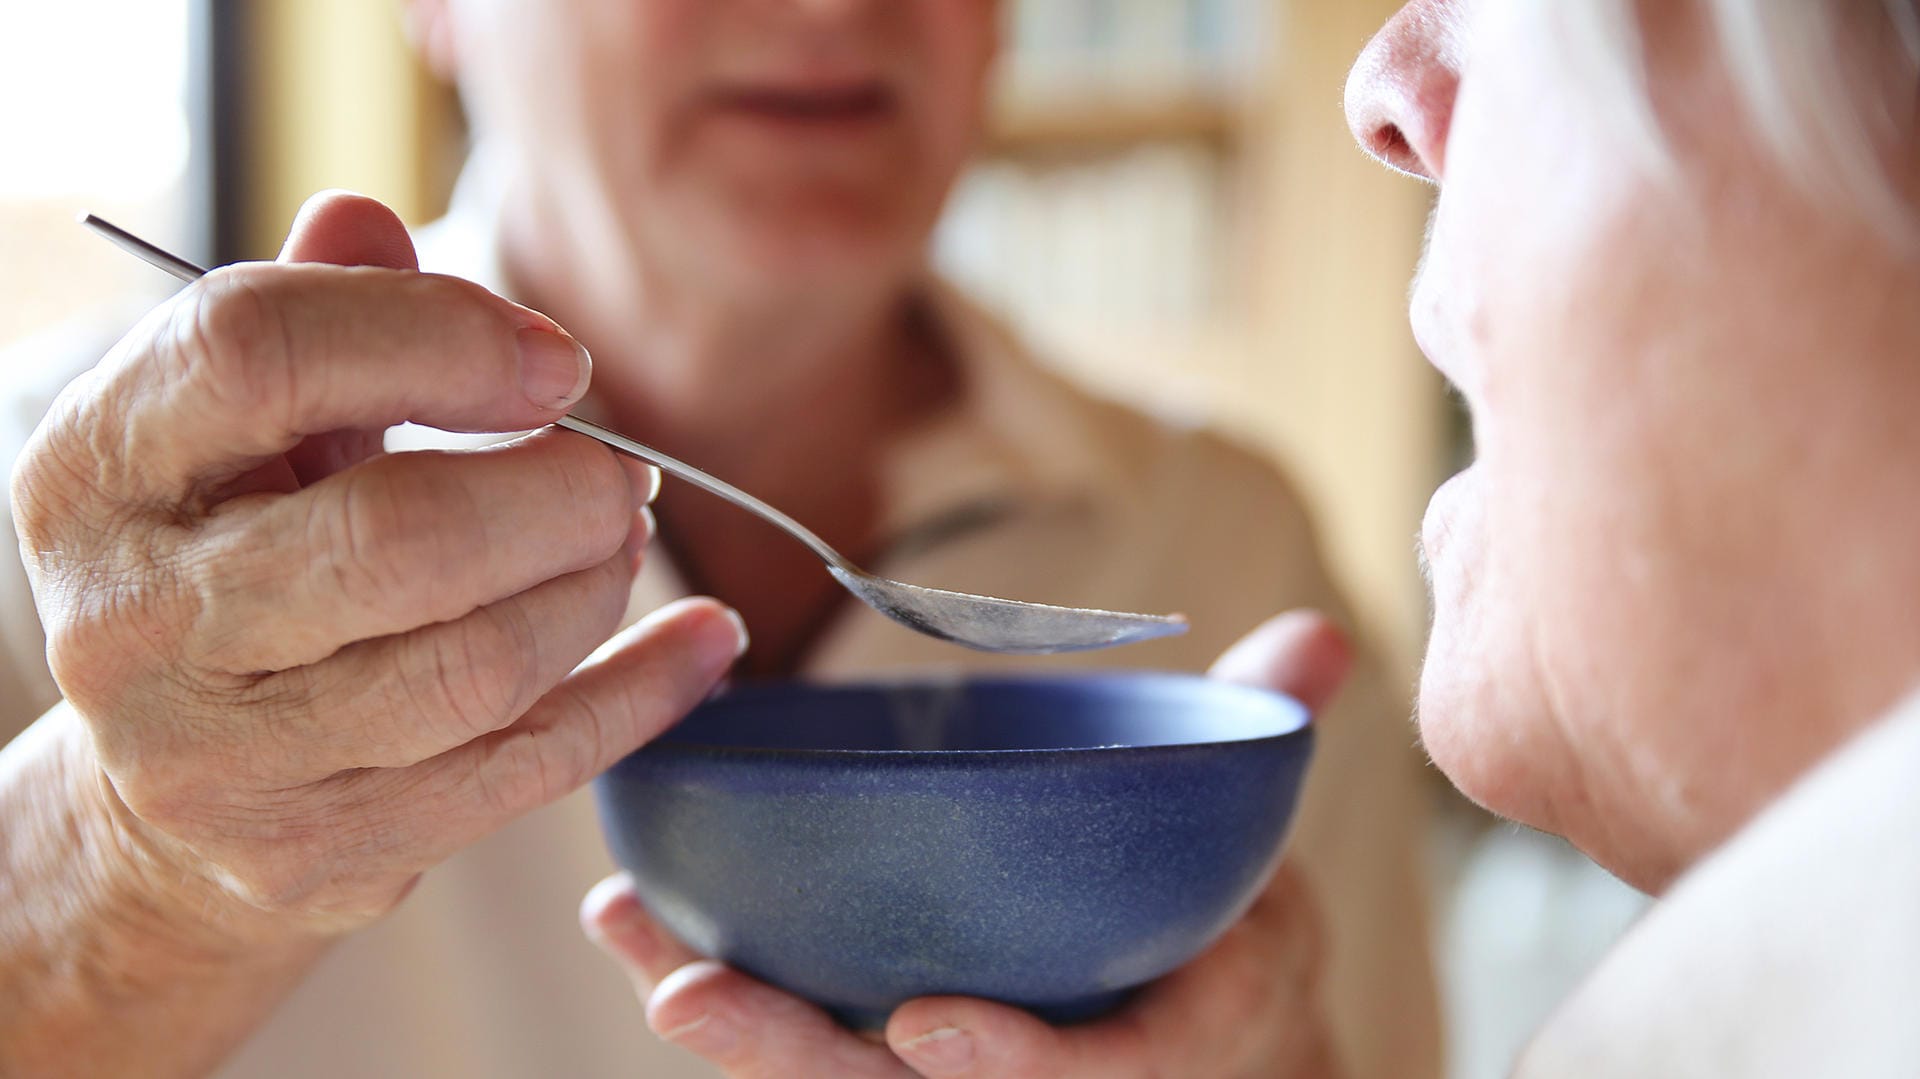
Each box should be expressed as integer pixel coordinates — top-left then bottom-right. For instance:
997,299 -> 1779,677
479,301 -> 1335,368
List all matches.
0,1 -> 1643,1074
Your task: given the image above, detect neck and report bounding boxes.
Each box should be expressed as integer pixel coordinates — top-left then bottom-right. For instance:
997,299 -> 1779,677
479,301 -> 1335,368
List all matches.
488,183 -> 961,676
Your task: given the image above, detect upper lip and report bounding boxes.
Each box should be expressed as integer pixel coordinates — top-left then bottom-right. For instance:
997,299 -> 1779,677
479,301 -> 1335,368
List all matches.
1409,303 -> 1450,383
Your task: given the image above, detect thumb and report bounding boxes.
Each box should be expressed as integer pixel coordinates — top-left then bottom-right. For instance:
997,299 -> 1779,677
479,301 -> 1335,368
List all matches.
279,189 -> 420,270
1207,610 -> 1353,716
272,191 -> 422,484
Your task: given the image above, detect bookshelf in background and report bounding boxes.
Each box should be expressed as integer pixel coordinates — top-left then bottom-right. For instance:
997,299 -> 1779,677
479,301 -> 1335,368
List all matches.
936,0 -> 1264,427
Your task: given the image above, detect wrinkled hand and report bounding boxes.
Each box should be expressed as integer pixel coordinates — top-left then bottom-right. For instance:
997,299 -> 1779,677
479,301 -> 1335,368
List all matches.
11,192 -> 745,942
582,611 -> 1350,1079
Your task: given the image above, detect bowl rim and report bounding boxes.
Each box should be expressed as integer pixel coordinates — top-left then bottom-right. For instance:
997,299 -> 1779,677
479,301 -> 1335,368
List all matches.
638,670 -> 1316,760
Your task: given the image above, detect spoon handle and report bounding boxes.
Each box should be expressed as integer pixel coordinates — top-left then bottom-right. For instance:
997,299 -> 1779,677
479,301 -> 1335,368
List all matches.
553,415 -> 847,570
83,214 -> 208,281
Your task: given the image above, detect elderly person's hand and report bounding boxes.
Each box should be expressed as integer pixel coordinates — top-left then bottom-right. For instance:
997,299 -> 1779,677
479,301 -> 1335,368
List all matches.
10,190 -> 746,941
580,611 -> 1349,1079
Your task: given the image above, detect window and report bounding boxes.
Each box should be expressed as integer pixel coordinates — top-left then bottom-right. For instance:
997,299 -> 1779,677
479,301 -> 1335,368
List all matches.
0,0 -> 198,351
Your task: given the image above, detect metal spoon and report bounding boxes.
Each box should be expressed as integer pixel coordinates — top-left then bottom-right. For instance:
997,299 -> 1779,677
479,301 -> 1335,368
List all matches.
84,215 -> 1188,653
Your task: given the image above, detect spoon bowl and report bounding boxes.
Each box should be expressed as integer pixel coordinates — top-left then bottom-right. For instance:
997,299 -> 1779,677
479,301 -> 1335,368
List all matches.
828,566 -> 1185,653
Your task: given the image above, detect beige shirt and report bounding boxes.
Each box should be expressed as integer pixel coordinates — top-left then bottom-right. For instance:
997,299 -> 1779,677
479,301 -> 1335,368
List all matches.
0,178 -> 1437,1078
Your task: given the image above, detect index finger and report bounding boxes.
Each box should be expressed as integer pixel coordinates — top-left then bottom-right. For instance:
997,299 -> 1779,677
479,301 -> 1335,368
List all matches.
59,261 -> 589,504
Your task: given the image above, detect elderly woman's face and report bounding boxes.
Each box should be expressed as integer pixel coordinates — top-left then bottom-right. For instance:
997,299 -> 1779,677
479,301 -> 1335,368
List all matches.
426,0 -> 996,297
1351,0 -> 1920,889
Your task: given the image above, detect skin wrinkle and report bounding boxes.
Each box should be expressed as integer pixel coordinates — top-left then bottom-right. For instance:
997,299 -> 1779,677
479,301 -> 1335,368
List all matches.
182,276 -> 296,454
471,585 -> 547,730
412,620 -> 509,751
212,503 -> 321,670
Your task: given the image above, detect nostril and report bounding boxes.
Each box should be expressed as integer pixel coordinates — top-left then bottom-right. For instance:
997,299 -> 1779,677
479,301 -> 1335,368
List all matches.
1370,123 -> 1418,172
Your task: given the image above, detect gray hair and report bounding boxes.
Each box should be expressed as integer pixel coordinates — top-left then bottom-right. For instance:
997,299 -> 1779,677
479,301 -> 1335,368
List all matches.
1553,1 -> 1920,248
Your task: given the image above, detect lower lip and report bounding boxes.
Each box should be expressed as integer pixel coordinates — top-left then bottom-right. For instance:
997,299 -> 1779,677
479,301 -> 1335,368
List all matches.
704,99 -> 895,141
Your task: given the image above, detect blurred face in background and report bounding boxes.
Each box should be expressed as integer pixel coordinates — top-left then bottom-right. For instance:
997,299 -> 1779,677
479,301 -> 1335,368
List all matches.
1349,0 -> 1920,891
411,0 -> 997,306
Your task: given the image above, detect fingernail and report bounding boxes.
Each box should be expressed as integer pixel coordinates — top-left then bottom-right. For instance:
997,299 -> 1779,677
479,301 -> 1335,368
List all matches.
586,904 -> 681,990
516,327 -> 591,409
617,459 -> 662,508
719,607 -> 750,660
900,1027 -> 975,1074
624,507 -> 655,572
582,876 -> 648,952
659,1012 -> 737,1056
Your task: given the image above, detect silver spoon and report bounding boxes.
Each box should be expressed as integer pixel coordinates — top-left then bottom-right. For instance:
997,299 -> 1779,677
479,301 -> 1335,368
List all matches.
84,215 -> 1188,654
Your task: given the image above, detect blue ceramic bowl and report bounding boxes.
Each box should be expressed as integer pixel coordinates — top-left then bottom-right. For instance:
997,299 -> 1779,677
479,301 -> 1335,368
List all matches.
593,672 -> 1313,1028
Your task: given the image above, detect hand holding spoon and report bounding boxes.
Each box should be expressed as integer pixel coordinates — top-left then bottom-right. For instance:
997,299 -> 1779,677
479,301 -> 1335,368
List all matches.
85,215 -> 1188,654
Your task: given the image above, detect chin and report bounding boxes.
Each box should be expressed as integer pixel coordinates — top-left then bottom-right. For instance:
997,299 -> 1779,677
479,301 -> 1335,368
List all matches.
1416,660 -> 1530,821
697,205 -> 922,299
1417,614 -> 1569,844
1419,633 -> 1683,897
1591,847 -> 1678,896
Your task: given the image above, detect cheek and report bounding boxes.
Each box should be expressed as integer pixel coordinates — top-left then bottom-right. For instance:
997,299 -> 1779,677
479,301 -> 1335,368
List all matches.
910,0 -> 996,164
846,0 -> 992,246
1413,102 -> 1693,849
1439,159 -> 1771,878
458,2 -> 683,171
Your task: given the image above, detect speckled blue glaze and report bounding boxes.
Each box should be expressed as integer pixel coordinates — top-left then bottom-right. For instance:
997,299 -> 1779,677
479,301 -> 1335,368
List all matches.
593,673 -> 1313,1029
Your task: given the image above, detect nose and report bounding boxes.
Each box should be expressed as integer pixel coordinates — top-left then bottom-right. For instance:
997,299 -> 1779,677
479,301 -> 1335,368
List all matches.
1344,0 -> 1466,182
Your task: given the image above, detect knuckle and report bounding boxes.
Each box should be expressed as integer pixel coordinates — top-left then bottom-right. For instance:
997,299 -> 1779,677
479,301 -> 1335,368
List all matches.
9,414 -> 78,553
468,731 -> 549,819
313,464 -> 481,617
400,607 -> 536,748
43,612 -> 130,706
9,447 -> 65,555
560,436 -> 631,504
40,564 -> 190,711
477,689 -> 598,816
175,270 -> 297,425
9,372 -> 138,553
543,436 -> 634,549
